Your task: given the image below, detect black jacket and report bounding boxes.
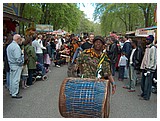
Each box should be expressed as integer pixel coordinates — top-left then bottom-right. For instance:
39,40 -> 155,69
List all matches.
131,46 -> 143,70
108,41 -> 118,64
3,44 -> 10,72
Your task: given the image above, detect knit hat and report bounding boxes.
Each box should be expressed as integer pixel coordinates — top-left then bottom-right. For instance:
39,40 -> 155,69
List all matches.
93,36 -> 105,45
146,35 -> 154,43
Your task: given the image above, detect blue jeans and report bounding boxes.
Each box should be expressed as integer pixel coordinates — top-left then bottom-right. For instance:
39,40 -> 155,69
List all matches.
51,49 -> 55,60
36,53 -> 44,64
6,72 -> 10,89
118,66 -> 125,79
141,70 -> 154,100
111,63 -> 116,76
37,63 -> 46,76
141,70 -> 146,97
71,47 -> 83,64
143,72 -> 154,100
124,66 -> 129,78
128,64 -> 137,90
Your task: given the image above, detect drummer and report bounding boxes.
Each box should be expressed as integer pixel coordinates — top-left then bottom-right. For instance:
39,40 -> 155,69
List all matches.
77,36 -> 116,94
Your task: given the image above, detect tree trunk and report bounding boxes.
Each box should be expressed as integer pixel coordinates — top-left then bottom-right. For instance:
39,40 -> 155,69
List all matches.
140,3 -> 151,27
145,3 -> 151,27
19,4 -> 25,34
119,16 -> 128,31
40,3 -> 46,24
22,22 -> 24,35
19,3 -> 25,17
128,13 -> 131,31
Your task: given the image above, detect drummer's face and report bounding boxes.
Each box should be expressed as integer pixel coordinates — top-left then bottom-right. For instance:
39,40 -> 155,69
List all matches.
94,40 -> 103,51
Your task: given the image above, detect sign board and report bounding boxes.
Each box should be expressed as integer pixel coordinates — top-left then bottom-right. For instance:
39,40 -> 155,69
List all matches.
36,24 -> 53,32
135,29 -> 155,37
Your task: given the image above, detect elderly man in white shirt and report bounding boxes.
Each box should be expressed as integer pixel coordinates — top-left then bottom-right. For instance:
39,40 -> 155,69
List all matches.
7,34 -> 24,99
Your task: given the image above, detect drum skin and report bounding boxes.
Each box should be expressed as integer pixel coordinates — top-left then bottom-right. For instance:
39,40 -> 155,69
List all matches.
59,77 -> 111,118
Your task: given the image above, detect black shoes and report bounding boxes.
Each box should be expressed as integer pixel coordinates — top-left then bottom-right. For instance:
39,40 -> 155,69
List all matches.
139,97 -> 149,101
12,95 -> 22,99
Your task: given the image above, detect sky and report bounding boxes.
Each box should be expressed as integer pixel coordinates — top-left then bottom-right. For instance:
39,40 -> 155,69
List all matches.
79,3 -> 95,22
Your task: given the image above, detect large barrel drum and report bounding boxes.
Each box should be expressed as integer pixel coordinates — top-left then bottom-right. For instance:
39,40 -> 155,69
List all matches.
59,77 -> 111,118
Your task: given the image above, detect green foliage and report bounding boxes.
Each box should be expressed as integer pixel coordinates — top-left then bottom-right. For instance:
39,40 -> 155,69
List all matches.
19,3 -> 102,35
94,3 -> 157,36
23,3 -> 43,23
74,12 -> 102,36
20,3 -> 82,33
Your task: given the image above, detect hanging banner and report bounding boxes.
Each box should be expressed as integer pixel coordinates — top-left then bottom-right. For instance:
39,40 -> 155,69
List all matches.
36,24 -> 53,32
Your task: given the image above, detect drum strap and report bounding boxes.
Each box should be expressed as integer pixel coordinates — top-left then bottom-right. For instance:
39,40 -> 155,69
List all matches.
96,53 -> 105,78
97,53 -> 105,68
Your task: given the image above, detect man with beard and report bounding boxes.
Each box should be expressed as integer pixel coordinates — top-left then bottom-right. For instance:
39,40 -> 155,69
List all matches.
77,36 -> 116,95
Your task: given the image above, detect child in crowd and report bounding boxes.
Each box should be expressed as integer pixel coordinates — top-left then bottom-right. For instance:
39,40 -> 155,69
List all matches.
21,62 -> 29,89
118,52 -> 128,81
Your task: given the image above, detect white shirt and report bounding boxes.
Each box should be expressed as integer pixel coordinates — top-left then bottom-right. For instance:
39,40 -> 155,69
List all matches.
56,39 -> 61,50
130,48 -> 136,64
35,39 -> 46,54
32,39 -> 38,53
119,41 -> 124,49
118,55 -> 128,66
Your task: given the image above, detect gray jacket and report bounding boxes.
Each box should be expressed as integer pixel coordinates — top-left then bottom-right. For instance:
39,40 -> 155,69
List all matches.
7,41 -> 24,70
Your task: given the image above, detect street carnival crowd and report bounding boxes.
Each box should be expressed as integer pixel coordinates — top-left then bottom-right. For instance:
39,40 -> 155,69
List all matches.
3,31 -> 157,100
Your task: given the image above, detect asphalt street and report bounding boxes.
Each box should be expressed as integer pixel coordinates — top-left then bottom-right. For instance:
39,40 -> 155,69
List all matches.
3,64 -> 157,118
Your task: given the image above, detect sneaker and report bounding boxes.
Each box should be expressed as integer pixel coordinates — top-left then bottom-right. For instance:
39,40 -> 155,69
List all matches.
12,95 -> 22,99
25,85 -> 30,88
42,75 -> 48,81
36,76 -> 41,79
56,65 -> 60,68
139,97 -> 149,101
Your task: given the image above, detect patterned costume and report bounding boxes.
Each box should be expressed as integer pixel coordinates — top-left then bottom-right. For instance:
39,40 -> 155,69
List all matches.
77,48 -> 111,79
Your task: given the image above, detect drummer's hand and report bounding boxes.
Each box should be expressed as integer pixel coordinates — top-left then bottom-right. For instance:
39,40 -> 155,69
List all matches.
112,84 -> 116,95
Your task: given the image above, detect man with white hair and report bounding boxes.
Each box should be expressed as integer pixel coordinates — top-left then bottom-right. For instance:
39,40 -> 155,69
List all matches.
7,34 -> 24,99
